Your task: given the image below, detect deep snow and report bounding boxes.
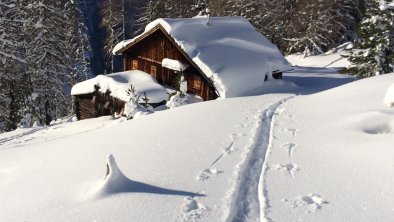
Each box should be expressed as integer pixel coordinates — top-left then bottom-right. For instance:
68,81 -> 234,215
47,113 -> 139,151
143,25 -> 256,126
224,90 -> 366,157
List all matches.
1,52 -> 393,221
263,73 -> 394,221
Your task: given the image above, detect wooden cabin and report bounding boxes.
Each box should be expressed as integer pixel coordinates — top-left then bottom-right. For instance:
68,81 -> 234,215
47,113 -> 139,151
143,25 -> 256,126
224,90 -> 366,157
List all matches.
117,24 -> 219,101
72,16 -> 291,120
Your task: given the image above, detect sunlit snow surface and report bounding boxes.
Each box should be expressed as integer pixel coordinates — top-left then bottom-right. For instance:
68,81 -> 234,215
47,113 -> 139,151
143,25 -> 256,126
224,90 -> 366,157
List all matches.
1,52 -> 394,221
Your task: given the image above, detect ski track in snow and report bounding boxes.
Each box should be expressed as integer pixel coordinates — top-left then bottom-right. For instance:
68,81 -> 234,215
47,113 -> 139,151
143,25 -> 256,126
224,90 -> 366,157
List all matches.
226,95 -> 295,222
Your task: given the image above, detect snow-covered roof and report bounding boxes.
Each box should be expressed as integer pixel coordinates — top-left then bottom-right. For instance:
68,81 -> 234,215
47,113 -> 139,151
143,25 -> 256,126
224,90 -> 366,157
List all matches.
71,70 -> 169,103
113,16 -> 291,98
162,58 -> 188,71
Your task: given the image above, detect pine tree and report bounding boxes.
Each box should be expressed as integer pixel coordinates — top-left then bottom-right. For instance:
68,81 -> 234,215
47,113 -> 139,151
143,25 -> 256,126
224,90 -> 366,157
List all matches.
101,0 -> 126,73
343,0 -> 394,78
65,0 -> 91,86
0,0 -> 28,131
136,0 -> 165,31
64,0 -> 91,114
25,0 -> 70,125
284,0 -> 362,56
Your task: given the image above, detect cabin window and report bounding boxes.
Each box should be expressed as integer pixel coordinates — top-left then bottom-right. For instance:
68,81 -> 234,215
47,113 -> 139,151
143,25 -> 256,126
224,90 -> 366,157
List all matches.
150,65 -> 157,78
91,95 -> 96,104
160,40 -> 165,49
193,76 -> 202,90
104,101 -> 110,109
272,71 -> 283,79
131,60 -> 138,70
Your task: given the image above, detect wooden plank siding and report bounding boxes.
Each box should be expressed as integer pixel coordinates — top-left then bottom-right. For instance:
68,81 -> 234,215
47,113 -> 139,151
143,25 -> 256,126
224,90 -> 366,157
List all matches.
122,27 -> 218,101
74,87 -> 125,120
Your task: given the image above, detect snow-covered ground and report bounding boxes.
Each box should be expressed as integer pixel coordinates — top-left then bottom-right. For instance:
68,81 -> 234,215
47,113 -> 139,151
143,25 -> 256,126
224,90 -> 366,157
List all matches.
1,52 -> 393,221
264,74 -> 394,221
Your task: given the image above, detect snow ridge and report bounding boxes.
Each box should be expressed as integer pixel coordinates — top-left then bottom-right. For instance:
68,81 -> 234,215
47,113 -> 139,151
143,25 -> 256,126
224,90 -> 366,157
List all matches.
226,96 -> 294,222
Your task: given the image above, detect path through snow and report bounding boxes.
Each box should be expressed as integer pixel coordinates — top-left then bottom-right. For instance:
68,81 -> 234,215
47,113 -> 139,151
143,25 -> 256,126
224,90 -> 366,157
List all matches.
226,96 -> 295,221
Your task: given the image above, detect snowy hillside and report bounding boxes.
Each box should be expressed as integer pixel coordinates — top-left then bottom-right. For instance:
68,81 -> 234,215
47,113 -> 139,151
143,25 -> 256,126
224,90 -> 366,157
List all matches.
264,73 -> 394,221
1,52 -> 394,221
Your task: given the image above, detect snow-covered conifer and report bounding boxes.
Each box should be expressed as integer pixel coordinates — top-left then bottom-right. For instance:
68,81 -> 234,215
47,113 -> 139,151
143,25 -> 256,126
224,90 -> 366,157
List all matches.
343,0 -> 394,78
24,0 -> 70,125
65,0 -> 91,87
285,0 -> 361,56
101,0 -> 127,73
0,0 -> 29,131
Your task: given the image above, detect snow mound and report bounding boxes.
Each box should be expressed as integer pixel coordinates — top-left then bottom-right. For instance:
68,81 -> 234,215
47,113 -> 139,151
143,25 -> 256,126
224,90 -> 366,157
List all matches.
71,70 -> 169,103
90,154 -> 204,199
113,17 -> 291,98
90,154 -> 134,198
383,83 -> 394,107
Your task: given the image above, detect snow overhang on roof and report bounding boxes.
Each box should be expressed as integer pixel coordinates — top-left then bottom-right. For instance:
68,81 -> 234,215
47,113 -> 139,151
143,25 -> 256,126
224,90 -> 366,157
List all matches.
162,58 -> 188,72
113,16 -> 291,98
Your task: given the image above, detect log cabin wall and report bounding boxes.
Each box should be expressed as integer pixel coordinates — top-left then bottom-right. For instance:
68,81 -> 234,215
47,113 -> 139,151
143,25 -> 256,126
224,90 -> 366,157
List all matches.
75,87 -> 125,120
75,94 -> 96,120
122,28 -> 218,101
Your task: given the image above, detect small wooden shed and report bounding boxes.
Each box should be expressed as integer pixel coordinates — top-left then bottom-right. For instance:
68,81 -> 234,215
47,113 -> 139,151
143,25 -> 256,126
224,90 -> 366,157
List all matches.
71,71 -> 169,120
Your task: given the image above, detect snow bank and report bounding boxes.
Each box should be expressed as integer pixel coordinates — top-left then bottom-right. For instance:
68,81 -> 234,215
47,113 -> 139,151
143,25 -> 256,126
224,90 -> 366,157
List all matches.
71,70 -> 168,103
166,92 -> 190,109
383,82 -> 394,107
113,17 -> 291,98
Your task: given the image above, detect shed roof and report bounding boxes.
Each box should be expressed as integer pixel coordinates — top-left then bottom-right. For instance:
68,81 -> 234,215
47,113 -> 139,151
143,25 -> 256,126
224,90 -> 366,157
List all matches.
113,16 -> 291,98
71,70 -> 169,103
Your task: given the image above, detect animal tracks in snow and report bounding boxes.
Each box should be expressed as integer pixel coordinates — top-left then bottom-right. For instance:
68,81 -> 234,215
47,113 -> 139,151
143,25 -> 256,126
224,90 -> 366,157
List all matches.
179,196 -> 210,221
196,142 -> 234,181
196,168 -> 223,181
273,163 -> 300,178
282,142 -> 297,157
279,128 -> 299,137
283,193 -> 329,213
197,125 -> 248,181
230,133 -> 247,140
